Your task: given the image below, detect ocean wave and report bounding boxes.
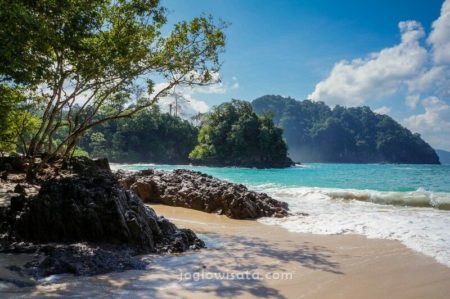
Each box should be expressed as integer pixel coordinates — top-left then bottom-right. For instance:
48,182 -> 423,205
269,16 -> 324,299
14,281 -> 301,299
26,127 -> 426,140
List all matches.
263,186 -> 450,210
259,186 -> 450,267
326,188 -> 450,210
109,163 -> 156,172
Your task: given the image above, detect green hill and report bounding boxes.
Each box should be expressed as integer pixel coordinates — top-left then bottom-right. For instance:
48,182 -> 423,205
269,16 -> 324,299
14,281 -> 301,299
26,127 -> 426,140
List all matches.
190,100 -> 293,168
252,95 -> 440,164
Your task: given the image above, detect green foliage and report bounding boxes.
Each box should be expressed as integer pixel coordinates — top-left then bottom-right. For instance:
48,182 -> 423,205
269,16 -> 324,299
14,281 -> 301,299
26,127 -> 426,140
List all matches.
0,0 -> 226,162
190,100 -> 293,168
0,84 -> 40,155
0,85 -> 19,153
79,107 -> 198,163
252,95 -> 440,164
72,147 -> 89,158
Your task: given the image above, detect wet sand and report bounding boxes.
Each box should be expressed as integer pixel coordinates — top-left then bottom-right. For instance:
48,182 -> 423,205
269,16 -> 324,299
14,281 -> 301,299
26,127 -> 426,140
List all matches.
1,204 -> 450,298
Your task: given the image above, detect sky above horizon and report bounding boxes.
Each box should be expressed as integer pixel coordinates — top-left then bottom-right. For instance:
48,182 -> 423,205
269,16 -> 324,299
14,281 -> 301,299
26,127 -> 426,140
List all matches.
158,0 -> 450,151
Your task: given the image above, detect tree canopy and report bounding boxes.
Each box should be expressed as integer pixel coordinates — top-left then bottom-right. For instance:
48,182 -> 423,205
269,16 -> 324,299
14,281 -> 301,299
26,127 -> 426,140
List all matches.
189,100 -> 293,168
0,0 -> 226,169
252,95 -> 440,164
79,107 -> 198,163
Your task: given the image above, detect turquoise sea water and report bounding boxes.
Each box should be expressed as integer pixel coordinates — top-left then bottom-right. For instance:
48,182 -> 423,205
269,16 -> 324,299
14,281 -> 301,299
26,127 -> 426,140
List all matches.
120,163 -> 450,193
114,163 -> 450,267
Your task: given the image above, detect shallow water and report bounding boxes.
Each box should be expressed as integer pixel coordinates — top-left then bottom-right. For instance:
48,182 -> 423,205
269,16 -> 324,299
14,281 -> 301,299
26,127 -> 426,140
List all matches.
114,163 -> 450,267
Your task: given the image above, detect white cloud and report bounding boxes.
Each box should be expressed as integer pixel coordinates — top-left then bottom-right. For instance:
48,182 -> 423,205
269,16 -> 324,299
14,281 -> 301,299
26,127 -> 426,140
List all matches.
374,106 -> 391,115
403,96 -> 450,149
186,72 -> 227,94
307,1 -> 450,149
428,0 -> 450,64
405,94 -> 420,109
308,21 -> 427,106
150,74 -> 240,118
151,82 -> 210,117
406,66 -> 447,93
158,92 -> 209,118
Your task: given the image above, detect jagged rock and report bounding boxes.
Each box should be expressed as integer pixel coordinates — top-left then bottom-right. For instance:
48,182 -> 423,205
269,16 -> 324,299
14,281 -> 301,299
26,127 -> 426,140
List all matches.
94,158 -> 111,172
0,158 -> 205,279
64,156 -> 111,175
118,169 -> 289,219
22,244 -> 147,278
5,174 -> 203,253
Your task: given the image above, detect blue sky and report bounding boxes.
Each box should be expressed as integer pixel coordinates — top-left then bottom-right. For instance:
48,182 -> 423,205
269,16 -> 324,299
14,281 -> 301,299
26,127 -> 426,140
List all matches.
159,0 -> 450,150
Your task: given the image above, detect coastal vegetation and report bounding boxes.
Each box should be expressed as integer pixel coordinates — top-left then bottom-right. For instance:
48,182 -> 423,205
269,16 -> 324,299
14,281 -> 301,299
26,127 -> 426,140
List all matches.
252,95 -> 440,164
189,100 -> 294,168
0,0 -> 225,174
0,0 -> 230,280
77,100 -> 293,168
78,106 -> 198,164
0,1 -> 440,169
79,95 -> 440,166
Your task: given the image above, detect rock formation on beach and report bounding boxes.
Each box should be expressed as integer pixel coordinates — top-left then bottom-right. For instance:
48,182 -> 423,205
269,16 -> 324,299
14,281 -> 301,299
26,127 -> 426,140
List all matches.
118,169 -> 289,219
0,157 -> 204,279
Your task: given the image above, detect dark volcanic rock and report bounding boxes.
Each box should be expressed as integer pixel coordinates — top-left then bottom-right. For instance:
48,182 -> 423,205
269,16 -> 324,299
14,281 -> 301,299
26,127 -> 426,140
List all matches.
4,174 -> 203,253
0,158 -> 205,279
22,244 -> 147,278
118,169 -> 289,219
94,157 -> 111,172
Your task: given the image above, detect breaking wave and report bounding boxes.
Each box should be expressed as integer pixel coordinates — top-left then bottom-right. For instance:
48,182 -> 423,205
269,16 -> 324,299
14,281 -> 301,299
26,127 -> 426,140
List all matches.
258,185 -> 450,267
260,186 -> 450,210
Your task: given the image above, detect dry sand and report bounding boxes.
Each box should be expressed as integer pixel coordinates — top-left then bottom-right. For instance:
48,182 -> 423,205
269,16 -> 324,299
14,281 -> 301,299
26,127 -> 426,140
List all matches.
1,204 -> 450,298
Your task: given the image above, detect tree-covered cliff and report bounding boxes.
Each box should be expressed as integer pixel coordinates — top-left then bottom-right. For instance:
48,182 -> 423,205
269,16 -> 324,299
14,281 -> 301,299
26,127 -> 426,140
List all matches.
189,100 -> 293,168
252,95 -> 440,164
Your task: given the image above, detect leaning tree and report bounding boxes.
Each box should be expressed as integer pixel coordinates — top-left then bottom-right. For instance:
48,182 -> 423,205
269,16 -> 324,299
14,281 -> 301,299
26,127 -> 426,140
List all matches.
0,0 -> 226,170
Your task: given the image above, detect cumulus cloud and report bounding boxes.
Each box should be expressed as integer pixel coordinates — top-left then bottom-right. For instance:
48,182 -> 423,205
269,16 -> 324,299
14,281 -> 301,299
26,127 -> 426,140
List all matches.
308,0 -> 450,149
374,106 -> 392,115
308,21 -> 427,106
406,66 -> 447,93
403,97 -> 450,149
405,94 -> 420,109
428,0 -> 450,64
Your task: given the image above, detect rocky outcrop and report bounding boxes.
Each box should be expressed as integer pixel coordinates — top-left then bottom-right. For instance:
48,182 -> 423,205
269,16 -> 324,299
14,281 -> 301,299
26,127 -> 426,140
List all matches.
118,169 -> 289,219
9,244 -> 148,279
4,174 -> 203,253
0,158 -> 205,279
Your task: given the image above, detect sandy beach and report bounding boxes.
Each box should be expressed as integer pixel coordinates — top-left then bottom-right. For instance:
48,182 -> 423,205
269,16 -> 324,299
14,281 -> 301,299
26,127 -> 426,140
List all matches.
1,204 -> 449,298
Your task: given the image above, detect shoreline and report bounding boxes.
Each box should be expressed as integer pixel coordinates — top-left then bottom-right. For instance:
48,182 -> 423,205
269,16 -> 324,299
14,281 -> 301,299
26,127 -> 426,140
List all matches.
3,204 -> 449,298
151,205 -> 450,299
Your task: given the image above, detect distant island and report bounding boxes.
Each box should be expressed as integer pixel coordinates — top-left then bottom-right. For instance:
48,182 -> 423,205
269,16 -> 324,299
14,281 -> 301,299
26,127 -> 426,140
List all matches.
252,95 -> 440,164
189,100 -> 294,168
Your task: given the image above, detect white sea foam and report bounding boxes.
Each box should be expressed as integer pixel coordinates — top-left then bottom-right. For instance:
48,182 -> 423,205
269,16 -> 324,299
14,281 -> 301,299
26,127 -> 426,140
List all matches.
258,186 -> 450,267
324,187 -> 450,210
109,163 -> 156,172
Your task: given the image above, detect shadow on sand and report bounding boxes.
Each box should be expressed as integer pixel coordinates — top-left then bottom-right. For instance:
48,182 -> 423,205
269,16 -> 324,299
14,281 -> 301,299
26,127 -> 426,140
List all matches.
0,232 -> 344,299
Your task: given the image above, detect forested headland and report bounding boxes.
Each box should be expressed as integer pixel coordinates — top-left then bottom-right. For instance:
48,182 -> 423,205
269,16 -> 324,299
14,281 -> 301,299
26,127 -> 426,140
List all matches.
77,100 -> 293,168
252,95 -> 440,164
